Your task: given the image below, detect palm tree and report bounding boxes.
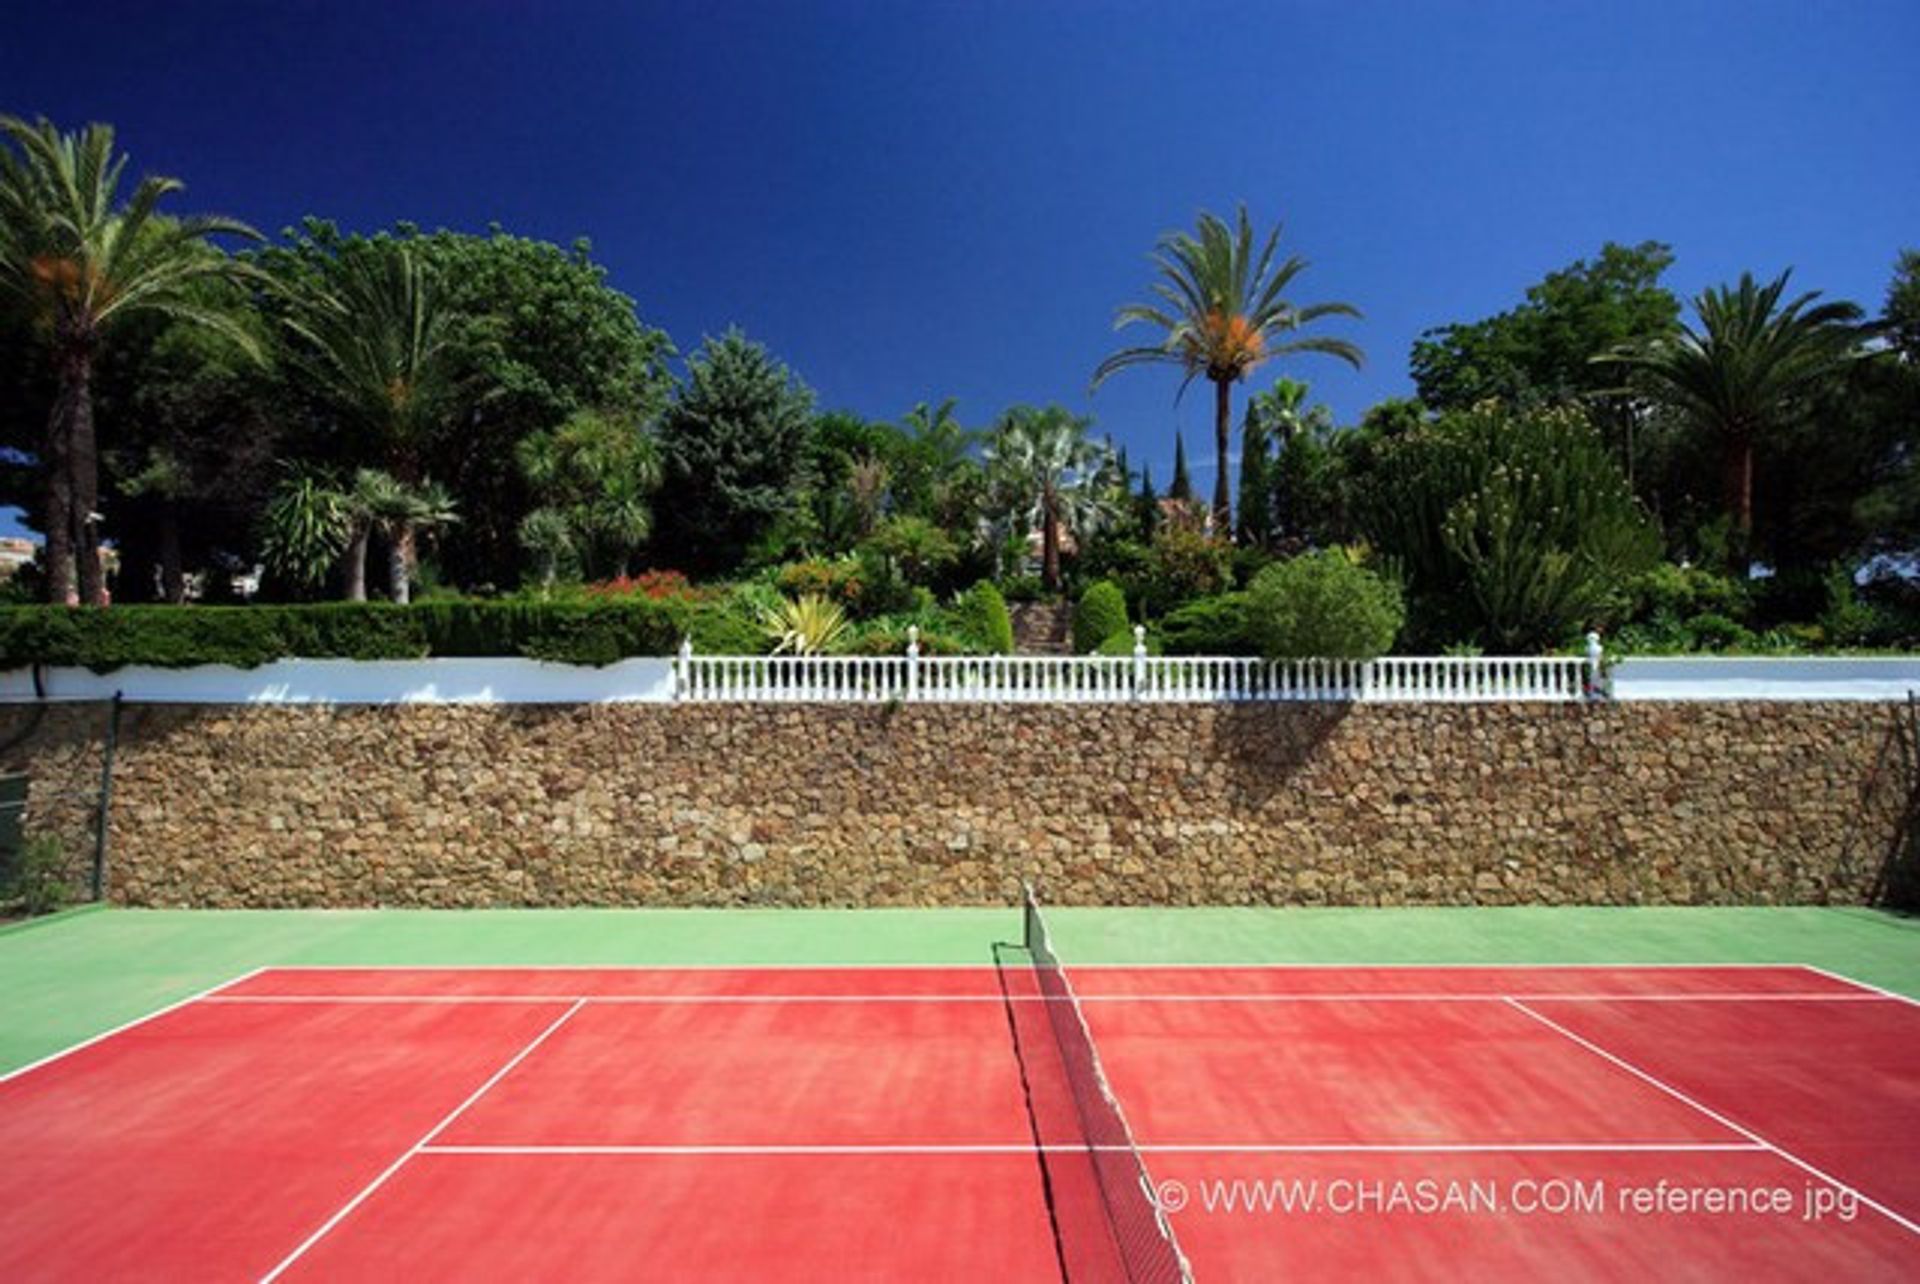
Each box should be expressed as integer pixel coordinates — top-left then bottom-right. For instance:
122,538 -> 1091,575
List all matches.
279,241 -> 465,478
352,469 -> 457,604
984,404 -> 1117,591
1093,205 -> 1363,531
1600,270 -> 1870,569
516,409 -> 661,579
0,116 -> 261,604
280,242 -> 474,598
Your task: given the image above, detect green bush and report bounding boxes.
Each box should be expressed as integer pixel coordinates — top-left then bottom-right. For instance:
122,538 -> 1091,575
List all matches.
1245,551 -> 1404,659
996,574 -> 1046,603
0,601 -> 690,670
1628,564 -> 1751,624
1095,628 -> 1157,657
3,834 -> 68,916
1158,593 -> 1254,655
1071,580 -> 1130,653
1682,612 -> 1755,652
951,582 -> 1014,655
1358,403 -> 1659,650
1143,526 -> 1232,614
1818,564 -> 1880,648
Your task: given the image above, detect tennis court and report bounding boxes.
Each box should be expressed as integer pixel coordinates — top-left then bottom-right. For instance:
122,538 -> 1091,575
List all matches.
2,897 -> 1917,1281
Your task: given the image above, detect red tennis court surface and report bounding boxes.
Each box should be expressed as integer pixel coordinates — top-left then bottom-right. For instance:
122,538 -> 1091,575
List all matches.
1,963 -> 1916,1281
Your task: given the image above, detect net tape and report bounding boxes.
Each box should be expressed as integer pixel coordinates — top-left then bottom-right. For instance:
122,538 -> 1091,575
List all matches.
1023,882 -> 1194,1283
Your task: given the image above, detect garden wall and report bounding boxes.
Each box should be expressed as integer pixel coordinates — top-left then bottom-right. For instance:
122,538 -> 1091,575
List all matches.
0,700 -> 1911,908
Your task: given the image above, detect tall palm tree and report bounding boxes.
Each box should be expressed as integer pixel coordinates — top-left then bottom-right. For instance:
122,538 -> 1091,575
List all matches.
1092,205 -> 1363,530
280,242 -> 463,475
1600,270 -> 1870,569
0,116 -> 260,604
281,242 -> 472,596
984,404 -> 1117,590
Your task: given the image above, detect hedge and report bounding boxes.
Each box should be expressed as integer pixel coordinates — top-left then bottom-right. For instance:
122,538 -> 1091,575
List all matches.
1071,580 -> 1130,653
0,601 -> 694,671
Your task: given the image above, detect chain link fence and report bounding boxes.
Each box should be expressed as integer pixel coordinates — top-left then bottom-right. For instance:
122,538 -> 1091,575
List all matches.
0,698 -> 120,914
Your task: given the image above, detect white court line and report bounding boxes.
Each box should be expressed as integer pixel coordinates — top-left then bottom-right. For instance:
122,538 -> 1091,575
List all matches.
1798,963 -> 1920,1009
0,966 -> 268,1085
419,1141 -> 1768,1157
247,961 -> 1839,971
258,999 -> 586,1283
199,991 -> 1896,1006
1505,998 -> 1920,1239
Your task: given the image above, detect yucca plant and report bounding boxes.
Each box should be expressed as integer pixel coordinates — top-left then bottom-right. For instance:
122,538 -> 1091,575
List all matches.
260,470 -> 352,594
0,116 -> 262,603
760,592 -> 850,656
1093,205 -> 1362,530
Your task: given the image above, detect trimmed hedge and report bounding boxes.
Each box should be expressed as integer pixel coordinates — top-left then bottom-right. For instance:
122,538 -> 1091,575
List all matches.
1072,580 -> 1130,654
0,601 -> 692,671
952,581 -> 1015,655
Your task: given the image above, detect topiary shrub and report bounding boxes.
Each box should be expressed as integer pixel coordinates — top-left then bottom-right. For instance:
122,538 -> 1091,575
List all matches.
1158,593 -> 1254,655
1071,580 -> 1130,653
951,581 -> 1014,655
1246,550 -> 1404,659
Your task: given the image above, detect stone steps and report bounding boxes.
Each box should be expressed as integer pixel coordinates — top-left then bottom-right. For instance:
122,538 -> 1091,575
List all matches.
1011,600 -> 1072,655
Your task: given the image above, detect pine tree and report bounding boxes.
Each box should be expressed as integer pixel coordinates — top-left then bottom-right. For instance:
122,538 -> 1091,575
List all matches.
1170,432 -> 1193,502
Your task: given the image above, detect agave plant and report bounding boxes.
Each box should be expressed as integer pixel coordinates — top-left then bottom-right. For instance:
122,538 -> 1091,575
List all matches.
759,592 -> 850,656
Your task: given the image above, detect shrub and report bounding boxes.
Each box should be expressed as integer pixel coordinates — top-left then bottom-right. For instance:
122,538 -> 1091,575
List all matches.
759,594 -> 850,655
1818,564 -> 1880,648
997,574 -> 1046,603
860,517 -> 960,587
1095,628 -> 1157,657
0,601 -> 690,670
583,570 -> 704,602
3,834 -> 68,916
1158,593 -> 1254,655
1245,550 -> 1404,659
1143,526 -> 1231,614
951,581 -> 1014,655
1358,402 -> 1659,650
1072,580 -> 1130,653
1682,612 -> 1756,652
1627,563 -> 1750,624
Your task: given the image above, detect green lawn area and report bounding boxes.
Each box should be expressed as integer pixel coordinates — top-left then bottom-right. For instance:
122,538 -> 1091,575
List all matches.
2,904 -> 1915,1075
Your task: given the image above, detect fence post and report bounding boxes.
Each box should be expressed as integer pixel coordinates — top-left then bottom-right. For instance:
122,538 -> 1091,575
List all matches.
1585,631 -> 1605,700
907,626 -> 921,701
676,637 -> 693,701
1131,625 -> 1147,700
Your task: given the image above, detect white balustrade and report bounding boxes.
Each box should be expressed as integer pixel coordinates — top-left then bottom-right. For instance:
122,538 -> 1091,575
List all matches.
672,633 -> 1602,705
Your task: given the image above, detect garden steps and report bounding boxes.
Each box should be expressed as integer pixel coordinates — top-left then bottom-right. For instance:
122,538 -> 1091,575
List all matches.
1010,601 -> 1072,655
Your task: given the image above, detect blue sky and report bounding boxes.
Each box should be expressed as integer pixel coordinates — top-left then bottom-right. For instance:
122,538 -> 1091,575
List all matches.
3,0 -> 1917,522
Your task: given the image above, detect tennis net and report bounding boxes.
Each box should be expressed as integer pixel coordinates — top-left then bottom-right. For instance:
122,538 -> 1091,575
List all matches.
1022,882 -> 1193,1283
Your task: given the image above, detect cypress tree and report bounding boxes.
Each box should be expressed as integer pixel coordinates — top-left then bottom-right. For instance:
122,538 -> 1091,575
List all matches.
1237,410 -> 1271,545
1170,433 -> 1193,502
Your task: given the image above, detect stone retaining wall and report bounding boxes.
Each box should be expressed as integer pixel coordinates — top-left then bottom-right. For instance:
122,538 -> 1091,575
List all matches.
2,701 -> 1911,907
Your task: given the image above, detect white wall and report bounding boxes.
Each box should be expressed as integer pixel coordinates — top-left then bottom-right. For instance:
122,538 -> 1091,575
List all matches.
0,657 -> 678,705
1610,656 -> 1920,702
1,654 -> 1916,705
